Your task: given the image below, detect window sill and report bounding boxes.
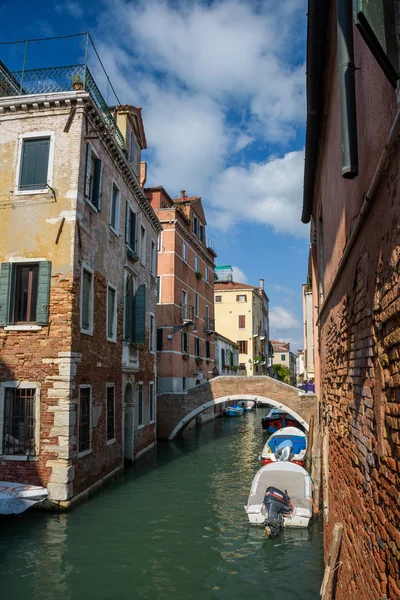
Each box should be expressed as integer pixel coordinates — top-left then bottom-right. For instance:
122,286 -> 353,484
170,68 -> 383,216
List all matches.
14,188 -> 49,196
109,226 -> 119,238
4,325 -> 42,331
106,438 -> 116,446
78,448 -> 93,458
85,198 -> 99,213
81,328 -> 94,336
107,336 -> 117,343
138,423 -> 145,430
149,419 -> 156,425
0,455 -> 37,461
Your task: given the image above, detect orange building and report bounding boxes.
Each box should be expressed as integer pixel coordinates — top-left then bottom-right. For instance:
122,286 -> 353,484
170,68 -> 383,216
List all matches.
145,188 -> 216,393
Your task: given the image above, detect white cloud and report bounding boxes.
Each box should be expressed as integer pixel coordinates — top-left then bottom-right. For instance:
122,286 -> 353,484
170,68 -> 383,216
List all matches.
231,265 -> 248,283
55,1 -> 83,18
269,306 -> 300,331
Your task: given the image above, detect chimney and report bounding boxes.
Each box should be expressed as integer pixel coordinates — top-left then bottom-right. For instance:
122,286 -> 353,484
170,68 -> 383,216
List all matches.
140,161 -> 147,187
181,190 -> 186,201
259,278 -> 264,290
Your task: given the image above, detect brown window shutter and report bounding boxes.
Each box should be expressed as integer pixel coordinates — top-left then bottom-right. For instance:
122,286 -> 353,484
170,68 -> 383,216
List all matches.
239,315 -> 245,328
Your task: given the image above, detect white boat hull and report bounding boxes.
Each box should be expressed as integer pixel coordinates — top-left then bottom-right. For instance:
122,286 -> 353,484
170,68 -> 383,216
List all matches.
245,503 -> 311,528
0,482 -> 49,515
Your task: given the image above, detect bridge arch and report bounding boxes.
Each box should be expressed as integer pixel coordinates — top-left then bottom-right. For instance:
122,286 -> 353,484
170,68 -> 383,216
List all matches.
168,393 -> 309,440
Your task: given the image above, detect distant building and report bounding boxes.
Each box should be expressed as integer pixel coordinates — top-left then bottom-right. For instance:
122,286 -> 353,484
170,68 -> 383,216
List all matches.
145,188 -> 216,393
214,273 -> 271,376
296,350 -> 305,384
271,340 -> 296,384
214,333 -> 239,376
302,282 -> 314,382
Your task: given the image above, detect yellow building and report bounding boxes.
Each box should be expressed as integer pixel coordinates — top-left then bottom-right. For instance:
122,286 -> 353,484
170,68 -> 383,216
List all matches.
214,277 -> 271,376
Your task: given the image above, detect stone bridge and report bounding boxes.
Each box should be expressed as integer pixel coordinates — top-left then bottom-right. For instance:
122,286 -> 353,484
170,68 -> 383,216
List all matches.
157,376 -> 318,440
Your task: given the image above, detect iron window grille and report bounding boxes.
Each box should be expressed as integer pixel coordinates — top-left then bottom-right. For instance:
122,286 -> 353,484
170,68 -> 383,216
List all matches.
79,387 -> 91,453
106,386 -> 115,442
3,388 -> 36,456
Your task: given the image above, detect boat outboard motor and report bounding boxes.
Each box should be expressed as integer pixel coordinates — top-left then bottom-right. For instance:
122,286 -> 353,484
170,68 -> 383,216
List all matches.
274,439 -> 294,462
263,486 -> 292,537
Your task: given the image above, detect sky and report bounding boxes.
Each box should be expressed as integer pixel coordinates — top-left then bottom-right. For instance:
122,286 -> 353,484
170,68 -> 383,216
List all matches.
1,0 -> 310,350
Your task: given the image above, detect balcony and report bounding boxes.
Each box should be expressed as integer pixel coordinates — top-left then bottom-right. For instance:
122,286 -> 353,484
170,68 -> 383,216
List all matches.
205,317 -> 215,333
206,237 -> 217,256
182,304 -> 194,324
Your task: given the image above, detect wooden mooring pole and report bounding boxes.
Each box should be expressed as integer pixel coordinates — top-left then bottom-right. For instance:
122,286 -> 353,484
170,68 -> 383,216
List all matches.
320,522 -> 343,599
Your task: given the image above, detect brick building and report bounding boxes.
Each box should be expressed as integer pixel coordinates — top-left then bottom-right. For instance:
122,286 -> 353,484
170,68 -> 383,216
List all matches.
145,187 -> 216,393
303,1 -> 400,597
0,60 -> 161,507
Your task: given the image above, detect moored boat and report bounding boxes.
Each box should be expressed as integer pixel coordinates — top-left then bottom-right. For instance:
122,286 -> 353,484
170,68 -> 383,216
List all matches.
238,400 -> 255,412
261,408 -> 303,433
0,482 -> 49,515
260,426 -> 307,466
223,404 -> 244,417
244,462 -> 312,532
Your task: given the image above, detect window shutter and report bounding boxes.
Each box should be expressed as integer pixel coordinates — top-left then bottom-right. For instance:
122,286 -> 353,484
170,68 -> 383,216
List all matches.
0,262 -> 11,325
84,143 -> 92,198
92,159 -> 103,210
131,212 -> 137,251
157,328 -> 163,351
134,284 -> 146,344
354,0 -> 399,86
125,201 -> 129,244
124,277 -> 133,342
221,348 -> 225,367
36,261 -> 52,325
239,315 -> 245,328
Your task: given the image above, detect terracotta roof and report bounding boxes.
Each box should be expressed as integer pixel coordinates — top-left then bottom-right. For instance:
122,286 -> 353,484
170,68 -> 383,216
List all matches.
214,281 -> 257,291
271,340 -> 290,352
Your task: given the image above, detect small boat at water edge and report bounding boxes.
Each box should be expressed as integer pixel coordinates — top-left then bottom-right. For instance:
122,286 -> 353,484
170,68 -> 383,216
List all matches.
260,426 -> 307,467
223,404 -> 244,417
244,462 -> 312,533
261,408 -> 303,433
0,481 -> 49,515
238,400 -> 255,412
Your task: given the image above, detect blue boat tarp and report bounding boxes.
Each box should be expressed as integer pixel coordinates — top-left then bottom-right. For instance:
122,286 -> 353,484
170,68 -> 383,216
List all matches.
268,435 -> 306,454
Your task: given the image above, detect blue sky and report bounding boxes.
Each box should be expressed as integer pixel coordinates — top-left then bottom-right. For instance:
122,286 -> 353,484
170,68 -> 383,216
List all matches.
1,0 -> 309,350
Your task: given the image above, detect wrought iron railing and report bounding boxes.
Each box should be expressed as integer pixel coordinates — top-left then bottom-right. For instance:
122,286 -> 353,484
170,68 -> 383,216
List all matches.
206,237 -> 216,255
0,64 -> 125,149
205,317 -> 215,333
182,304 -> 194,323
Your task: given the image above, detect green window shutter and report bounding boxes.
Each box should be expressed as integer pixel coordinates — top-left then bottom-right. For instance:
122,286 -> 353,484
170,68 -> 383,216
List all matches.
0,262 -> 11,325
124,277 -> 133,342
134,284 -> 146,344
130,211 -> 137,251
19,138 -> 50,191
92,159 -> 103,210
354,0 -> 399,86
84,143 -> 92,198
125,201 -> 129,244
36,261 -> 52,325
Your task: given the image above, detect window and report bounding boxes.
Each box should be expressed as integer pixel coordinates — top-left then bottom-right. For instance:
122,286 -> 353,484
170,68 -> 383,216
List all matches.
206,340 -> 210,359
149,314 -> 155,352
205,267 -> 209,282
215,295 -> 222,303
125,203 -> 137,252
79,386 -> 91,454
85,143 -> 103,210
157,233 -> 163,252
130,131 -> 140,176
106,385 -> 115,442
195,337 -> 200,356
238,315 -> 246,329
281,354 -> 286,361
157,276 -> 161,303
240,363 -> 246,370
157,328 -> 163,351
138,384 -> 144,427
17,134 -> 52,193
80,265 -> 94,334
182,289 -> 188,306
195,255 -> 199,272
0,261 -> 51,327
151,240 -> 157,275
2,386 -> 36,456
140,225 -> 146,264
238,340 -> 248,354
221,348 -> 226,368
182,331 -> 188,354
182,242 -> 188,262
110,183 -> 120,233
195,292 -> 199,317
182,377 -> 187,391
236,294 -> 247,302
107,284 -> 117,341
199,224 -> 205,243
192,215 -> 199,236
149,382 -> 155,423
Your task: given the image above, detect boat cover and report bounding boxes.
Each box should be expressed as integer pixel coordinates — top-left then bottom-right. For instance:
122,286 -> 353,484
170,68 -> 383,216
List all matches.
266,427 -> 307,454
247,463 -> 312,512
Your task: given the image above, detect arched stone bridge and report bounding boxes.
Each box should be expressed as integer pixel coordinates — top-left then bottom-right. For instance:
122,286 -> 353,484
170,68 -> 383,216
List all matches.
157,376 -> 318,440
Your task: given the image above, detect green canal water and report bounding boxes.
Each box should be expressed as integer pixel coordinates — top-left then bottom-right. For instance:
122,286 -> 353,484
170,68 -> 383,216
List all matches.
0,411 -> 323,600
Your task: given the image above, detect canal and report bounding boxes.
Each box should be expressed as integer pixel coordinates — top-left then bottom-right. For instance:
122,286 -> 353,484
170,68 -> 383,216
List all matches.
0,410 -> 323,599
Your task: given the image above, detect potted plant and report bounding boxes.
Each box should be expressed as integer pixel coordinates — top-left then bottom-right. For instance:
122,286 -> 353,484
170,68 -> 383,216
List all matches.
195,271 -> 203,280
127,249 -> 138,262
135,342 -> 145,351
72,74 -> 84,91
195,356 -> 203,364
182,353 -> 189,360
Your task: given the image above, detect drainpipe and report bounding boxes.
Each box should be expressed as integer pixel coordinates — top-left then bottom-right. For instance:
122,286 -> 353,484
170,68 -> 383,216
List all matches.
337,0 -> 358,178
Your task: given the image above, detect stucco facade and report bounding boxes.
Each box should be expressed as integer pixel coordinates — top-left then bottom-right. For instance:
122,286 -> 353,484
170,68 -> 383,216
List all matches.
302,283 -> 315,382
0,75 -> 161,506
145,187 -> 216,393
214,332 -> 239,376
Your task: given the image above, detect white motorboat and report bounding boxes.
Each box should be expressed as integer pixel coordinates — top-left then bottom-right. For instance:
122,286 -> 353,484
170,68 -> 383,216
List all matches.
260,426 -> 307,466
0,481 -> 49,515
238,400 -> 255,412
244,462 -> 313,529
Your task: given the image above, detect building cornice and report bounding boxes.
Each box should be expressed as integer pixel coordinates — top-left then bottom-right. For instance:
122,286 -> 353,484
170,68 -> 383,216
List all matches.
158,218 -> 215,265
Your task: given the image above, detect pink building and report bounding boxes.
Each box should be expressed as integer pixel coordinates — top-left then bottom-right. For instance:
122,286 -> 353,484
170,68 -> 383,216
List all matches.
145,188 -> 216,393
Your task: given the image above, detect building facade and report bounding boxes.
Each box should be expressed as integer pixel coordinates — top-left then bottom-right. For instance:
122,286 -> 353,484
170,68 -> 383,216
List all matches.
271,340 -> 296,384
0,64 -> 161,507
145,188 -> 216,393
214,333 -> 239,376
214,276 -> 271,376
296,350 -> 305,385
303,1 -> 400,598
302,282 -> 315,382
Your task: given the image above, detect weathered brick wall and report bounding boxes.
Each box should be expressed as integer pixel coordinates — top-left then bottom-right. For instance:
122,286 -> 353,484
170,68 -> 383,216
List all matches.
320,151 -> 400,600
157,376 -> 317,438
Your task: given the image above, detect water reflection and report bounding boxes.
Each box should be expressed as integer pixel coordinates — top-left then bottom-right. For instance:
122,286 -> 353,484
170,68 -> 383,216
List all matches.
0,411 -> 323,600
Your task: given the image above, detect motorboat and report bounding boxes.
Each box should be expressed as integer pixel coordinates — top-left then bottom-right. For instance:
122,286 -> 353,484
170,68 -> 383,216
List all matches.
238,400 -> 255,412
261,408 -> 303,433
0,481 -> 49,515
244,462 -> 313,533
260,426 -> 307,466
223,404 -> 244,417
